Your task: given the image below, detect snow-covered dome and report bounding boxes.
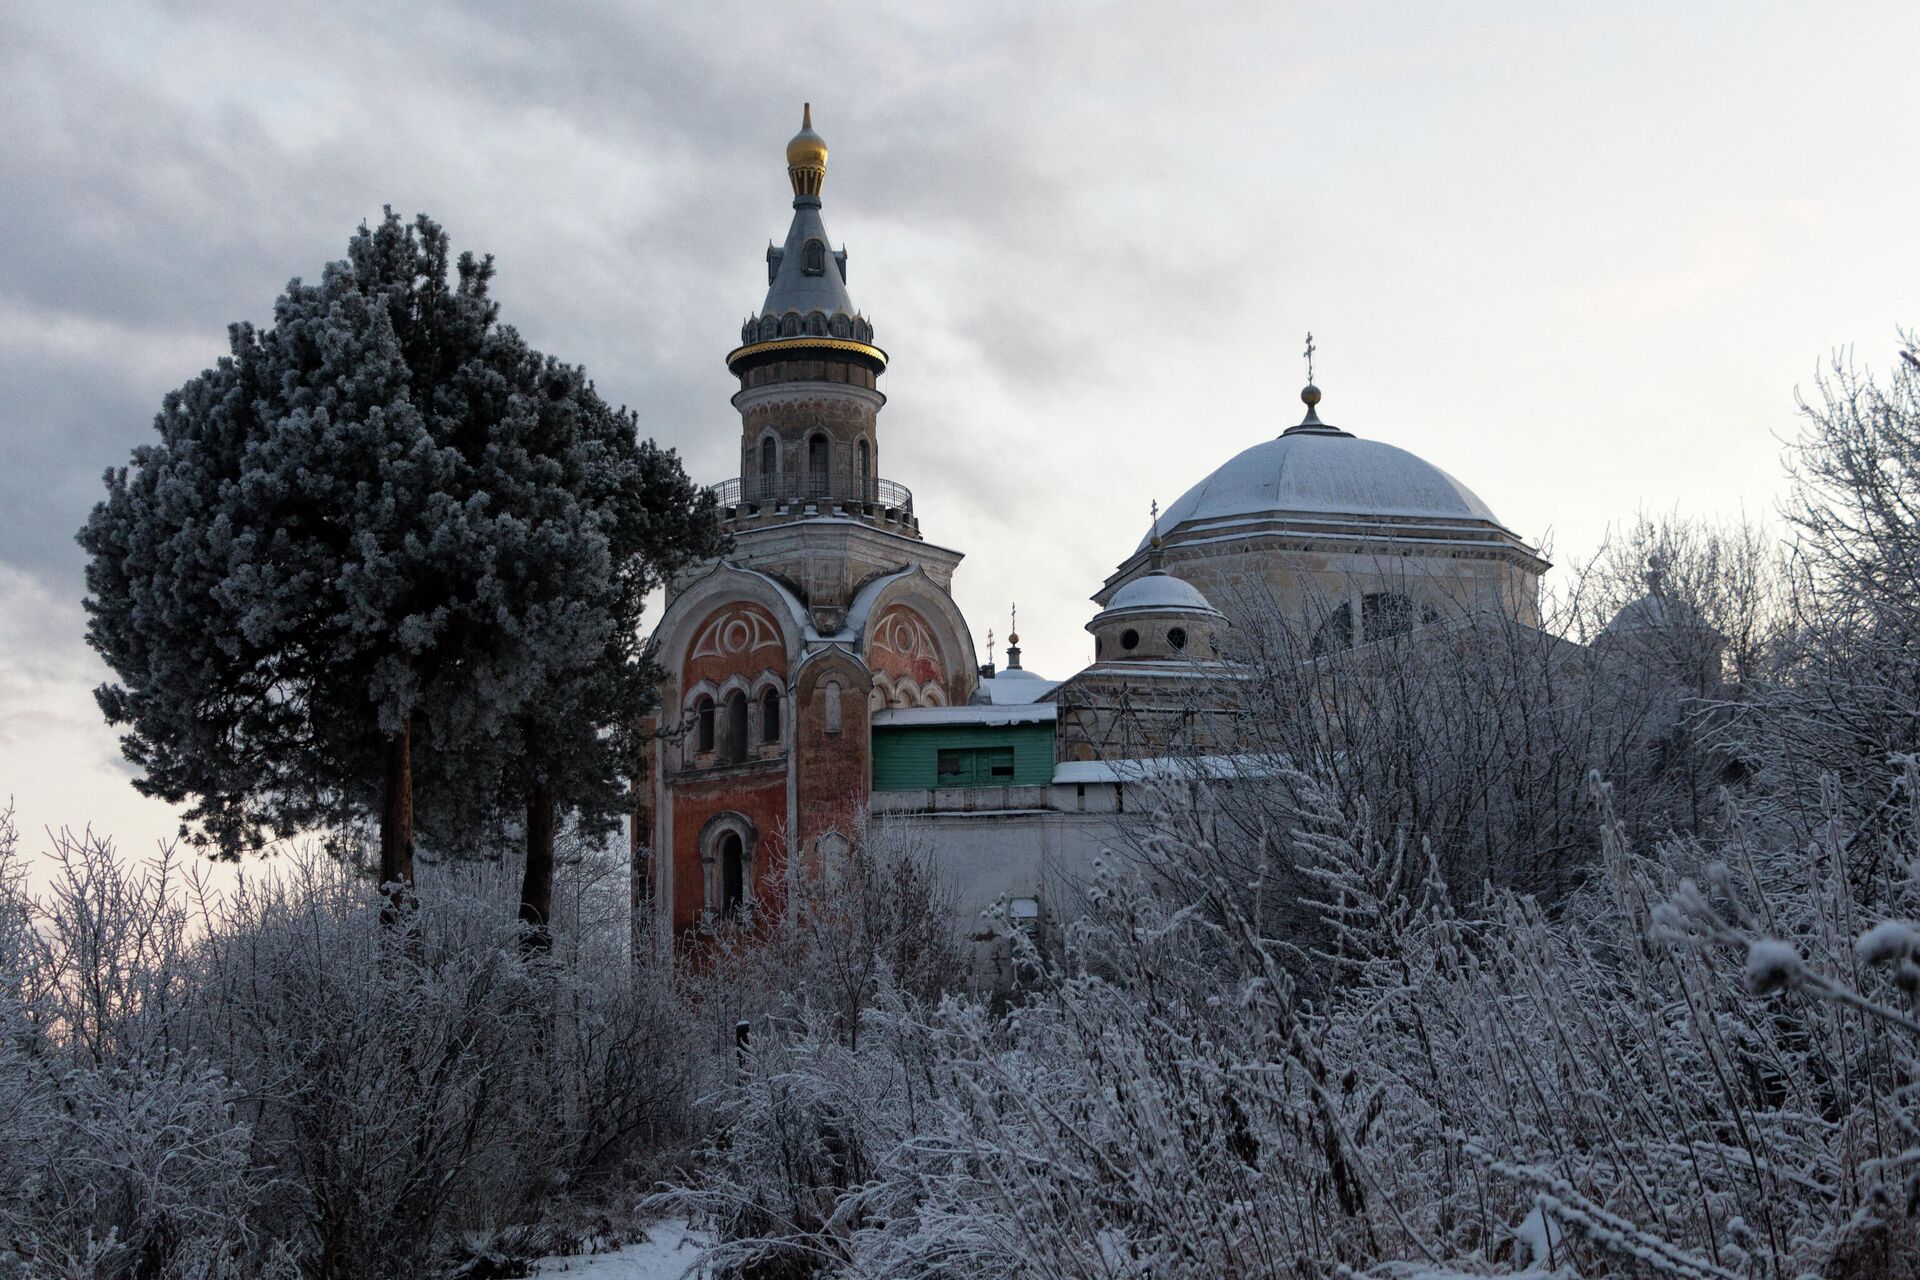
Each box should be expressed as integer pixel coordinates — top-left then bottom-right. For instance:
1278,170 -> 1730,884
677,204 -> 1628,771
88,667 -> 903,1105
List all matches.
1087,566 -> 1225,663
1604,592 -> 1706,639
1138,431 -> 1502,554
977,668 -> 1059,705
1601,552 -> 1712,642
1099,570 -> 1222,619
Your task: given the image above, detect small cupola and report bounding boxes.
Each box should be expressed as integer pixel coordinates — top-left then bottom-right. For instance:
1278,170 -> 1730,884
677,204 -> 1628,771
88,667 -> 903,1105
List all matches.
1088,504 -> 1225,662
786,102 -> 828,199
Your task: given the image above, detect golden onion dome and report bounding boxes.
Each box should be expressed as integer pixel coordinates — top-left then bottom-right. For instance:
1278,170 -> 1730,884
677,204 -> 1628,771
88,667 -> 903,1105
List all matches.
787,102 -> 828,198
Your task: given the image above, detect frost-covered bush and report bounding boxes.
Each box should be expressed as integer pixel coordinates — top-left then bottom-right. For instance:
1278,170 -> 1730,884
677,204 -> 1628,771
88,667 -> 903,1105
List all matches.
663,758 -> 1920,1279
689,817 -> 964,1056
0,812 -> 285,1279
0,807 -> 708,1279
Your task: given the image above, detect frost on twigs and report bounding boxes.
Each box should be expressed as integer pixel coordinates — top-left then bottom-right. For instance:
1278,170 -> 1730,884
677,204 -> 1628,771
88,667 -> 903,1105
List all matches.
1743,939 -> 1803,996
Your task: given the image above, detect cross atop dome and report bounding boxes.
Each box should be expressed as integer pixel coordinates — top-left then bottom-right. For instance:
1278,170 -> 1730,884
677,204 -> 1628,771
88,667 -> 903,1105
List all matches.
1284,331 -> 1347,437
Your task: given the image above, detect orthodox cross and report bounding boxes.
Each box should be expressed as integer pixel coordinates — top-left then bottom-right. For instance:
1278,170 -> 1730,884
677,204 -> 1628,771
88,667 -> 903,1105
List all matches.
1303,331 -> 1316,383
986,628 -> 995,665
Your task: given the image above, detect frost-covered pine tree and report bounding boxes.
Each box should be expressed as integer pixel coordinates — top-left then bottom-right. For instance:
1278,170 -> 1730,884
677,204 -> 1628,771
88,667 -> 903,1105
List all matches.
482,341 -> 726,947
79,211 -> 718,905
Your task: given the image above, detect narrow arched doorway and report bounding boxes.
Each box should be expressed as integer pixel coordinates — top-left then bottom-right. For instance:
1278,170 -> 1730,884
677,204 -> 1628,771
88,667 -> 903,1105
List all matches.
718,832 -> 745,920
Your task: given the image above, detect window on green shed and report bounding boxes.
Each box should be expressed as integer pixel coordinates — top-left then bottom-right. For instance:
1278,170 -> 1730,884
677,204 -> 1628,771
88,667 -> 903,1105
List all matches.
935,745 -> 1017,788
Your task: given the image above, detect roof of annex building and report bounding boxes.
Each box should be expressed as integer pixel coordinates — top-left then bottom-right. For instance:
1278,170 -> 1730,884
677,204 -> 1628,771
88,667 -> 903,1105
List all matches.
872,704 -> 1058,728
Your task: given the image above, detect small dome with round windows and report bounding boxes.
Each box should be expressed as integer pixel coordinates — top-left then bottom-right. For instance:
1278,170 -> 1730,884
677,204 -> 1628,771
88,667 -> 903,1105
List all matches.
1088,560 -> 1225,664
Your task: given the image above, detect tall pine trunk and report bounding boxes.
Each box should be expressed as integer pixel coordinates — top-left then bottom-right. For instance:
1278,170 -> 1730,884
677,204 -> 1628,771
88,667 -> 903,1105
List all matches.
379,711 -> 415,923
519,778 -> 556,952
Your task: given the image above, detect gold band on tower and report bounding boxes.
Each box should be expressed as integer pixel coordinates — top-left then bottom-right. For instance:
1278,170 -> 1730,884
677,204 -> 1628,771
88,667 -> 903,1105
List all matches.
786,103 -> 828,198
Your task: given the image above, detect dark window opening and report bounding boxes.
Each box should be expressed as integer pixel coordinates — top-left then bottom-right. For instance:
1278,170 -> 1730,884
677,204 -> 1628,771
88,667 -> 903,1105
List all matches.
1168,626 -> 1188,651
1311,603 -> 1354,656
1120,628 -> 1140,651
856,438 -> 871,500
936,745 -> 1017,788
723,690 -> 749,764
695,696 -> 716,753
719,832 -> 744,919
759,436 -> 777,480
1362,592 -> 1418,643
761,687 -> 781,743
803,239 -> 826,276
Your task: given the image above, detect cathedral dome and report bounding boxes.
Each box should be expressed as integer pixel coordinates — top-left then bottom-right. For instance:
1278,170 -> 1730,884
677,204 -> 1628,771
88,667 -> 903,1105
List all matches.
1138,432 -> 1502,554
1098,380 -> 1547,631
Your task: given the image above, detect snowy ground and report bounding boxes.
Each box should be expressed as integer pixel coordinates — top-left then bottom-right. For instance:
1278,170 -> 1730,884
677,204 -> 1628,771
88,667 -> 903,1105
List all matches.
530,1220 -> 709,1278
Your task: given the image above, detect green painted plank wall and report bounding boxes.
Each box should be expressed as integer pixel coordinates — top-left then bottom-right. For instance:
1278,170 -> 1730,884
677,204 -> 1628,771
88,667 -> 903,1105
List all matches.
871,720 -> 1056,791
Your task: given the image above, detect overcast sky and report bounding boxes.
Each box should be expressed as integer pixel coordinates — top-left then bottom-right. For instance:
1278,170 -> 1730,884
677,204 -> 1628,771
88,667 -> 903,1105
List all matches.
3,0 -> 1914,861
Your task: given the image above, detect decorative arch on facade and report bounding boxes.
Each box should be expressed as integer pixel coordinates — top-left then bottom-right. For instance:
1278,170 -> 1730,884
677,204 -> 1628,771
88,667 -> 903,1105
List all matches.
853,569 -> 979,708
867,605 -> 952,707
792,647 -> 873,736
654,564 -> 803,755
682,602 -> 790,695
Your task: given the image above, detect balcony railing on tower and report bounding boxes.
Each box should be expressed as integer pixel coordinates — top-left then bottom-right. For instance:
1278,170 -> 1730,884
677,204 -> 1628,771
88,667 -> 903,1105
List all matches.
710,474 -> 914,516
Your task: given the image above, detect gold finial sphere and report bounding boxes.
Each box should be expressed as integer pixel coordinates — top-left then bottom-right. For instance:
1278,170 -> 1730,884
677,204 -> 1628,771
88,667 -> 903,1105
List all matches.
1301,383 -> 1322,407
786,102 -> 828,197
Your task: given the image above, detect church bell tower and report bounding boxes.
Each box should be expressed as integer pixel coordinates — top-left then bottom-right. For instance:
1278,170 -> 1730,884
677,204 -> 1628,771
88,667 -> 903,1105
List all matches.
641,108 -> 980,943
715,105 -> 943,630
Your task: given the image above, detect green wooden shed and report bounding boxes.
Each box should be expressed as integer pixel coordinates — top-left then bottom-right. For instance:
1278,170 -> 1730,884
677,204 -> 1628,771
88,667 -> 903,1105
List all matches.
870,705 -> 1057,791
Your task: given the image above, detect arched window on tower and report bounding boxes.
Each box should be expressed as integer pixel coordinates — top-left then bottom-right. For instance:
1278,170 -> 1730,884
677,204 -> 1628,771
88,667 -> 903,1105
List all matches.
856,439 -> 871,501
758,436 -> 777,500
807,433 -> 829,498
717,831 -> 745,920
694,695 -> 716,754
723,690 -> 748,764
803,238 -> 826,276
761,687 -> 781,744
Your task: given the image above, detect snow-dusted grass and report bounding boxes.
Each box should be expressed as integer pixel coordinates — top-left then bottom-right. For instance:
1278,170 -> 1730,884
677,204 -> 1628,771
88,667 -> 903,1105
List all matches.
531,1220 -> 708,1278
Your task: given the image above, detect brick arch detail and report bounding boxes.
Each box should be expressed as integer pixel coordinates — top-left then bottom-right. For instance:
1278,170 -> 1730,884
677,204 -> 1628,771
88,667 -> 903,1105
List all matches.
867,604 -> 949,707
683,602 -> 789,692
